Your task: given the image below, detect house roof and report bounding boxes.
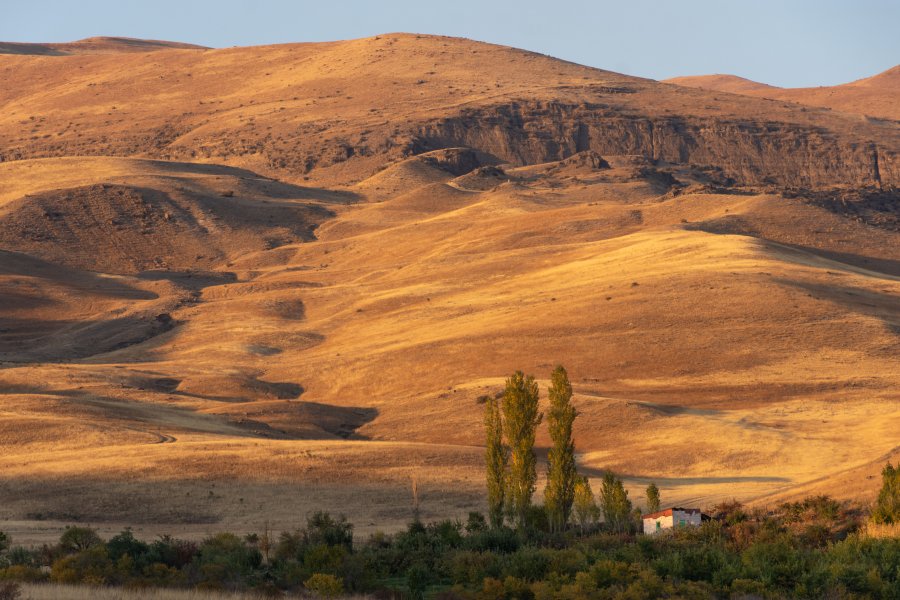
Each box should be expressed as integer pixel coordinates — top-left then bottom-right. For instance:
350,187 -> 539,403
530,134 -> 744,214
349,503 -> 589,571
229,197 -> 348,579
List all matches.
641,507 -> 703,520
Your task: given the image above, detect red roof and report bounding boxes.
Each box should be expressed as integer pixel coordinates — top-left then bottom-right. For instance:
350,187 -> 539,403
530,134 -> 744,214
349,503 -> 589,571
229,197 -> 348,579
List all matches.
641,507 -> 702,520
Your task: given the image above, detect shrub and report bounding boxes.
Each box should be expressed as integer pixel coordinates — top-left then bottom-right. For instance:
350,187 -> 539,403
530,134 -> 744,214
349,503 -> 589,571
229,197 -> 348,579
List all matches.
406,562 -> 432,599
51,545 -> 113,584
504,547 -> 550,582
306,512 -> 354,550
872,463 -> 900,524
466,512 -> 488,534
3,548 -> 35,568
0,565 -> 46,583
191,532 -> 262,589
305,572 -> 344,597
445,550 -> 501,586
465,526 -> 520,554
107,528 -> 150,564
740,535 -> 822,594
147,535 -> 198,569
303,544 -> 347,575
58,526 -> 103,554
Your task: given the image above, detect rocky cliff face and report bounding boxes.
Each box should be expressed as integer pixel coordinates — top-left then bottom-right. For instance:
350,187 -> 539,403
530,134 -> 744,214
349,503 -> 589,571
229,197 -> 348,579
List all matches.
409,101 -> 898,190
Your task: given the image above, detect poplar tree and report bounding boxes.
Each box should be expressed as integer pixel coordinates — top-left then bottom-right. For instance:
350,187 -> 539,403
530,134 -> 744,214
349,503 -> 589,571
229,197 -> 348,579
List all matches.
501,371 -> 543,527
573,476 -> 599,532
600,471 -> 633,533
646,482 -> 661,514
544,365 -> 577,532
484,396 -> 507,528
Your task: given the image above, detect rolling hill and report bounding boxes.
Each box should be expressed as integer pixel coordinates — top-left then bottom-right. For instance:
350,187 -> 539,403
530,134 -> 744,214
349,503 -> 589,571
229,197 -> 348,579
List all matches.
667,64 -> 900,121
0,34 -> 898,543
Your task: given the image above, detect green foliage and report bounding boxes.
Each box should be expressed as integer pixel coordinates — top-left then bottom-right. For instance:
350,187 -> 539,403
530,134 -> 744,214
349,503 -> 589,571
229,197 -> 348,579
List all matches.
0,533 -> 8,556
872,462 -> 900,524
501,371 -> 542,528
466,512 -> 488,534
572,476 -> 599,531
51,545 -> 113,585
599,471 -> 633,533
2,491 -> 898,597
147,535 -> 198,570
741,534 -> 819,593
58,526 -> 103,554
406,562 -> 432,599
0,566 -> 44,585
544,366 -> 578,533
645,483 -> 661,514
106,528 -> 150,566
484,396 -> 508,529
306,512 -> 354,550
305,572 -> 344,597
191,532 -> 262,589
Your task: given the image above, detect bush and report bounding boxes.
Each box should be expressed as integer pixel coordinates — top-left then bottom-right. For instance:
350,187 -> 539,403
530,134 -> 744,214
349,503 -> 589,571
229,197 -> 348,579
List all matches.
466,512 -> 487,534
872,463 -> 900,524
305,572 -> 344,597
58,526 -> 103,554
107,528 -> 150,564
147,535 -> 198,570
503,547 -> 550,582
465,526 -> 520,553
303,544 -> 347,575
306,512 -> 354,551
0,565 -> 46,583
191,532 -> 262,589
740,535 -> 823,594
445,550 -> 501,586
406,562 -> 432,599
51,545 -> 113,584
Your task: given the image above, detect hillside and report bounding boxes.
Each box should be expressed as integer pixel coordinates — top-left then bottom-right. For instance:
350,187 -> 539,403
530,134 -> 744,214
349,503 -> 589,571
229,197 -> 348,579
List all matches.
1,33 -> 898,189
0,36 -> 208,56
666,65 -> 900,121
0,34 -> 898,544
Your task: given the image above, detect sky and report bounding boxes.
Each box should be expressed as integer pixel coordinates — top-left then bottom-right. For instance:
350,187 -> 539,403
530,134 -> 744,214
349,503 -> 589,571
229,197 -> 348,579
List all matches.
2,0 -> 898,87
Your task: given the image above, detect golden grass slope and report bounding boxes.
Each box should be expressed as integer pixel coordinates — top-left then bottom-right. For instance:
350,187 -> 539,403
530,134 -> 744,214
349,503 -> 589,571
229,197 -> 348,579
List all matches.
1,34 -> 897,187
2,153 -> 898,544
0,35 -> 898,544
666,65 -> 900,121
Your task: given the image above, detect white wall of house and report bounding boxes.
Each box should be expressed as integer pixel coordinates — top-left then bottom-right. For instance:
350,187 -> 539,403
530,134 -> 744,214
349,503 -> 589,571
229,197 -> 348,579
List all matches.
643,509 -> 702,534
673,509 -> 702,528
643,514 -> 673,535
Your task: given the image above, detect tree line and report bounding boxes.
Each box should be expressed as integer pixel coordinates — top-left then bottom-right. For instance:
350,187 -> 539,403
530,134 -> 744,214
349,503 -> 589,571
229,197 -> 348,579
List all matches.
485,366 -> 659,535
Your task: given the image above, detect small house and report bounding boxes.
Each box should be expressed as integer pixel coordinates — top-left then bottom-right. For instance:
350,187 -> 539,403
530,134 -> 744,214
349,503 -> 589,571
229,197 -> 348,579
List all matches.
642,507 -> 703,534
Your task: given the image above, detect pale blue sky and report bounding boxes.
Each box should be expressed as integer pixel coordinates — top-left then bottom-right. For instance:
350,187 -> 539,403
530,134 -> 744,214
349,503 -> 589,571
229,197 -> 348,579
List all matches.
2,0 -> 898,87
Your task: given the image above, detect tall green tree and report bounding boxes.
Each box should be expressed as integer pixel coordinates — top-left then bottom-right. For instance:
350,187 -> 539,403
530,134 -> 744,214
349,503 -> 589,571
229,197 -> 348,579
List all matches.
544,365 -> 578,532
573,476 -> 599,532
646,482 -> 661,514
872,462 -> 900,524
501,371 -> 543,528
483,396 -> 507,529
600,471 -> 633,533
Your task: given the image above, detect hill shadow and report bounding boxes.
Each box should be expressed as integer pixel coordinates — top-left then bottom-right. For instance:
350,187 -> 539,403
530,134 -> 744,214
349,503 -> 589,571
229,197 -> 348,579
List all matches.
147,160 -> 361,204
